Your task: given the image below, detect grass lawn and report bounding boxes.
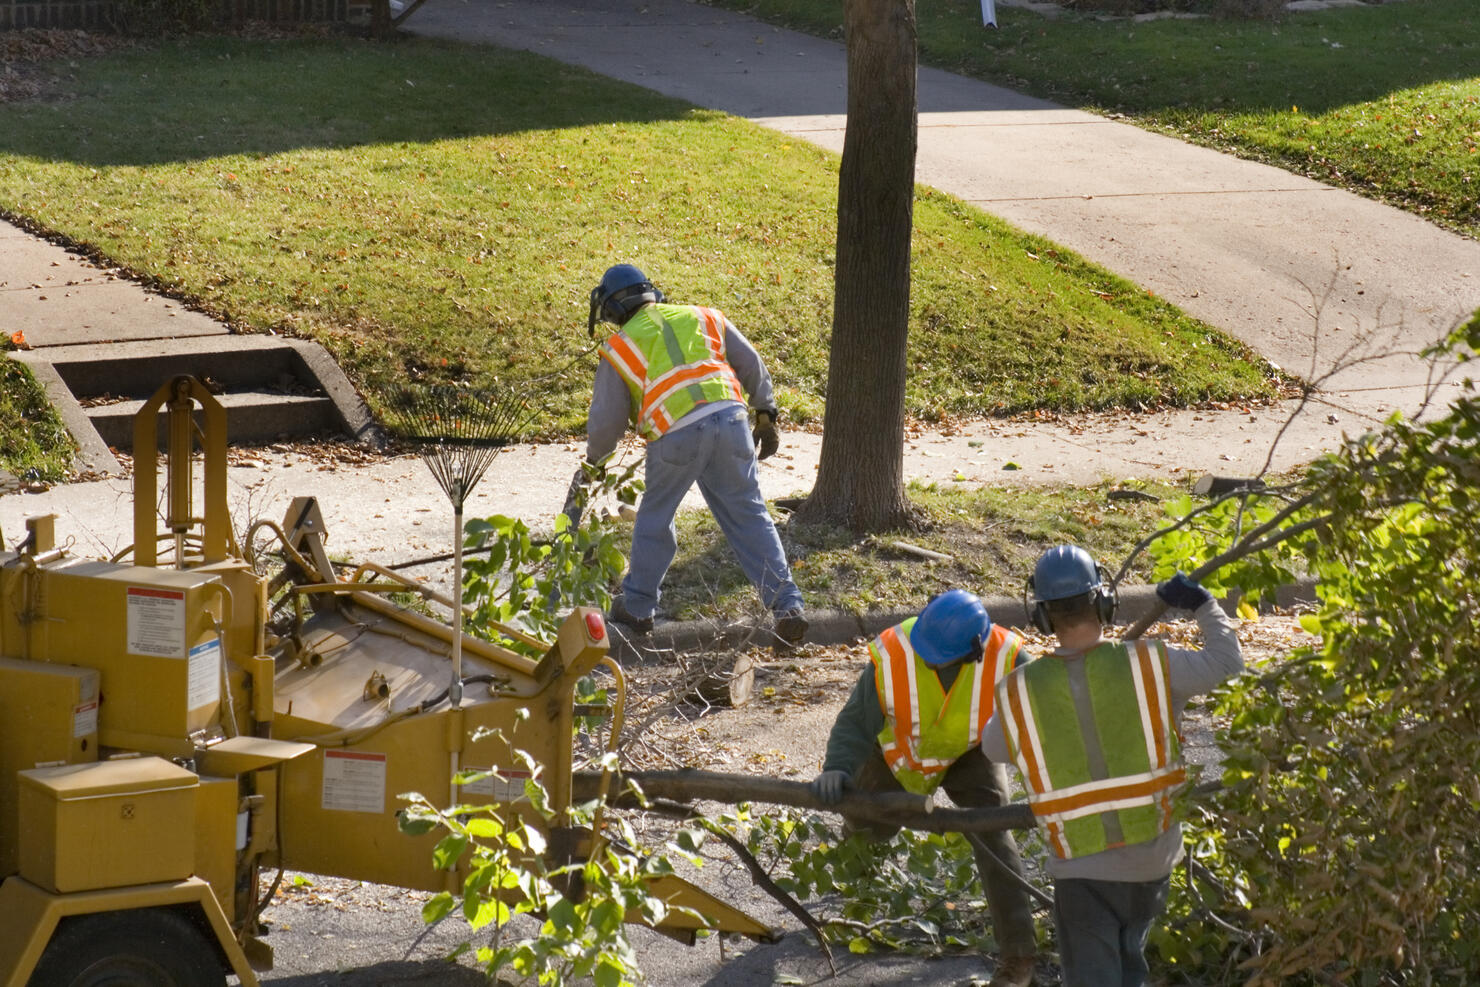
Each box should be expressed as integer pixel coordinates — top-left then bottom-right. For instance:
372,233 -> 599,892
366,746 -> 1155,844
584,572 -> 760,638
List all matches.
0,360 -> 72,481
0,34 -> 1278,477
702,0 -> 1480,236
662,478 -> 1172,619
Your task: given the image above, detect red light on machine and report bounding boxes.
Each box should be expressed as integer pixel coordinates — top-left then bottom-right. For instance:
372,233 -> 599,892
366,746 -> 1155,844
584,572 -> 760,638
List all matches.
585,611 -> 606,642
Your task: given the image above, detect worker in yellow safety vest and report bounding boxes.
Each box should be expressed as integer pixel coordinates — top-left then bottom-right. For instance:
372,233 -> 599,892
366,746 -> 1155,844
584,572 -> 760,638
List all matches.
811,589 -> 1040,987
982,545 -> 1244,987
578,264 -> 806,646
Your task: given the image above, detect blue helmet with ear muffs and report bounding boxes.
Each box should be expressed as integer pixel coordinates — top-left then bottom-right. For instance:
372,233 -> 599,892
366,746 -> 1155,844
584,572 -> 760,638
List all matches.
1025,544 -> 1118,633
588,264 -> 663,336
912,589 -> 992,667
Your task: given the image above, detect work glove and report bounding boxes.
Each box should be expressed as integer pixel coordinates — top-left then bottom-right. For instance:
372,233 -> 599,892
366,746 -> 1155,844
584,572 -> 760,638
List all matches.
810,770 -> 850,805
561,462 -> 603,532
752,409 -> 780,461
1156,571 -> 1214,611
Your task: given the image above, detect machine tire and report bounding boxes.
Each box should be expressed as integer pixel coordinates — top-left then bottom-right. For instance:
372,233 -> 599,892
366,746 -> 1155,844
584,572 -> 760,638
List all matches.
29,907 -> 227,987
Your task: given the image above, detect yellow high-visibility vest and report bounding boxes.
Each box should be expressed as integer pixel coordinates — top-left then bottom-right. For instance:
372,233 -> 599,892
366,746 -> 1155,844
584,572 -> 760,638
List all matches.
872,619 -> 1026,796
996,639 -> 1185,860
599,303 -> 745,441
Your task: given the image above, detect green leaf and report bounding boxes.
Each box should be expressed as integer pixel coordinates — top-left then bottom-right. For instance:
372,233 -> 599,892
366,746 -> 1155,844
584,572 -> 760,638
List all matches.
421,891 -> 455,923
465,817 -> 503,839
432,834 -> 469,870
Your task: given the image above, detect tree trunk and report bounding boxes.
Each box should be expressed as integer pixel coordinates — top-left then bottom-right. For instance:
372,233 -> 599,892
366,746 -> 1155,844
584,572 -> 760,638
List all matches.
795,0 -> 918,533
369,0 -> 393,38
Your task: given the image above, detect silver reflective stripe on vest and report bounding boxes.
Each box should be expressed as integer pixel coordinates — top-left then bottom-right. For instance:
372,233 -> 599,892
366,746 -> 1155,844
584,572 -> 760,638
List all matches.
647,306 -> 709,409
1064,658 -> 1125,848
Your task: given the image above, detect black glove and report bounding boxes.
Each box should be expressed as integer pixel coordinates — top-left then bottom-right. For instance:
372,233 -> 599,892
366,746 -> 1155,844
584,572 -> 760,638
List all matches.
810,770 -> 850,805
1156,571 -> 1213,611
562,462 -> 603,531
752,409 -> 779,461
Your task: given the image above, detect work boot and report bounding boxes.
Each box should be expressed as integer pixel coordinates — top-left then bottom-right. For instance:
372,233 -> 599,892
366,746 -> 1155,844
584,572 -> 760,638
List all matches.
988,954 -> 1037,987
773,609 -> 808,647
607,596 -> 653,635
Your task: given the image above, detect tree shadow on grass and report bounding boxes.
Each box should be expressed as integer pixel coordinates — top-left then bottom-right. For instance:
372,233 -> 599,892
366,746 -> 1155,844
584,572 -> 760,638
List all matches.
0,36 -> 696,167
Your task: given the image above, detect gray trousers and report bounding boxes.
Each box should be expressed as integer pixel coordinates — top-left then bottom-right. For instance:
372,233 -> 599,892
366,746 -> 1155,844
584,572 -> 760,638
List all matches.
850,747 -> 1038,959
1052,875 -> 1171,987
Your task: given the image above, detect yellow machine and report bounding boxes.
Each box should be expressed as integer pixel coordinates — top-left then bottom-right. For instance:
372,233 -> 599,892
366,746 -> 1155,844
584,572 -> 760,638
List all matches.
0,376 -> 769,987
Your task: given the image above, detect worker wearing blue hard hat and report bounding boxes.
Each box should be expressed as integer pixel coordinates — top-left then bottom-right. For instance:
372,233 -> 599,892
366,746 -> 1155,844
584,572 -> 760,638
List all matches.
812,589 -> 1040,987
577,264 -> 805,646
983,545 -> 1244,987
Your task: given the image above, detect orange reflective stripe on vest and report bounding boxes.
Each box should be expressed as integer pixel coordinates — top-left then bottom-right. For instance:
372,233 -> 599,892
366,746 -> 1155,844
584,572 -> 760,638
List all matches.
872,620 -> 1027,795
600,304 -> 744,441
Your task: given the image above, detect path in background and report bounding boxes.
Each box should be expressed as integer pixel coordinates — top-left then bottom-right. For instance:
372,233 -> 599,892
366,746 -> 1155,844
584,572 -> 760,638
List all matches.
408,0 -> 1480,418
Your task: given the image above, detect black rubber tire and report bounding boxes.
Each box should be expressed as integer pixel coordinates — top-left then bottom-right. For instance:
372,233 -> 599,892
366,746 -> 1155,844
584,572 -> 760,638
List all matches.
29,907 -> 227,987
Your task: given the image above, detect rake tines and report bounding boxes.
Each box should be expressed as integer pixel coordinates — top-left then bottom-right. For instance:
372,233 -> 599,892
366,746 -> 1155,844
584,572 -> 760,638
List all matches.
389,385 -> 536,510
386,384 -> 540,712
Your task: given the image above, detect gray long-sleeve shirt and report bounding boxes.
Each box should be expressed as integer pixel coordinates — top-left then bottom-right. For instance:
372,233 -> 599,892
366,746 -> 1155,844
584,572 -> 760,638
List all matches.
585,306 -> 776,464
981,600 -> 1244,881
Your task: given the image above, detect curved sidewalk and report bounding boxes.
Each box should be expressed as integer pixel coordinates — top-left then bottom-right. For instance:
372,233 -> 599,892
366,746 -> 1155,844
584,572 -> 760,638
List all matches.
408,0 -> 1480,425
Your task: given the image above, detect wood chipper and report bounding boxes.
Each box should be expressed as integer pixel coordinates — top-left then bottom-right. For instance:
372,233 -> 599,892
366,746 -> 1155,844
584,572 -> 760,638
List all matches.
0,375 -> 772,987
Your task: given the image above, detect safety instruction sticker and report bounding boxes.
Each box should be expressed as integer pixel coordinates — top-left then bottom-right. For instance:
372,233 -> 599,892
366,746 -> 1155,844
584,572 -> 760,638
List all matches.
321,750 -> 387,813
72,700 -> 99,739
188,638 -> 221,709
460,767 -> 531,804
126,586 -> 187,657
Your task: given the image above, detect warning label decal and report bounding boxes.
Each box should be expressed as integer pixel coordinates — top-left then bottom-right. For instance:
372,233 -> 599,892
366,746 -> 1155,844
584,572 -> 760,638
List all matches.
127,586 -> 187,657
322,749 -> 387,813
188,638 -> 221,709
73,700 -> 99,739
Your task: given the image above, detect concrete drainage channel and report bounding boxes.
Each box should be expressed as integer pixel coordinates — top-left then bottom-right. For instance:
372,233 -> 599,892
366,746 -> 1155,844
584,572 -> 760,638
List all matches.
11,335 -> 379,476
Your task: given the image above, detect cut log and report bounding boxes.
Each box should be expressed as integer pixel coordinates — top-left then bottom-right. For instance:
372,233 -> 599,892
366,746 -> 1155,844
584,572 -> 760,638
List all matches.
690,652 -> 755,708
573,767 -> 1036,834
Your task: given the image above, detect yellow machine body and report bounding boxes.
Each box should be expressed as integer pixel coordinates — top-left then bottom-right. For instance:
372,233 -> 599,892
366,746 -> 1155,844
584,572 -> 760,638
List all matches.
0,375 -> 772,987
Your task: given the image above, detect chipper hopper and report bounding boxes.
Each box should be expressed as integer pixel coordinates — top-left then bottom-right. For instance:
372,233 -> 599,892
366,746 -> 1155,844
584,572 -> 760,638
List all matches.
0,375 -> 771,987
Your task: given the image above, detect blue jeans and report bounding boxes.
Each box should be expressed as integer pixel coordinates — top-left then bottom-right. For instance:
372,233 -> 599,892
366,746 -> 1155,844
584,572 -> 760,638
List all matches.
1053,876 -> 1171,987
621,404 -> 803,620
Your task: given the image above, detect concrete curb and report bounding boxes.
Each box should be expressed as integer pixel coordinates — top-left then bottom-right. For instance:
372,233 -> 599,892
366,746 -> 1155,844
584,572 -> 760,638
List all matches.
606,579 -> 1320,663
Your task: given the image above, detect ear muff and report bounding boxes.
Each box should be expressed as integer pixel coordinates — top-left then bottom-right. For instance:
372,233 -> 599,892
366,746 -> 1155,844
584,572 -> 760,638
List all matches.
1093,564 -> 1119,624
1024,575 -> 1053,634
1025,569 -> 1117,631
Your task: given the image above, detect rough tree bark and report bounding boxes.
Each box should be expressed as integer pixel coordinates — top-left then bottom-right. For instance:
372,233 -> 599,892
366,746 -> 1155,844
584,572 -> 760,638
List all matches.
794,0 -> 919,533
572,768 -> 1036,834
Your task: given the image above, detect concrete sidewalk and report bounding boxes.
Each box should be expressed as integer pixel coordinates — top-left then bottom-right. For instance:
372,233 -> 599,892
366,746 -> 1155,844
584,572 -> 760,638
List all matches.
408,0 -> 1480,415
8,0 -> 1479,578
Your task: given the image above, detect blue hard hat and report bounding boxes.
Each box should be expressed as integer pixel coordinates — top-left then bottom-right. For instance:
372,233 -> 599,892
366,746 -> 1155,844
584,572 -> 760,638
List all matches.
912,589 -> 992,667
1031,545 -> 1104,603
588,264 -> 663,335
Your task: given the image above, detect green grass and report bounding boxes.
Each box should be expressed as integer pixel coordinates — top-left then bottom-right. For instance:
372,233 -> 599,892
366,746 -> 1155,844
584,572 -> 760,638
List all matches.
0,34 -> 1278,477
660,478 -> 1171,619
702,0 -> 1480,235
0,359 -> 74,481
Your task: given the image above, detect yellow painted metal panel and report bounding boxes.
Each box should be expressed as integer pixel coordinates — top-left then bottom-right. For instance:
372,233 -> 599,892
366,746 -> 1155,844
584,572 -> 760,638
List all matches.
194,736 -> 315,776
23,561 -> 224,749
195,776 -> 239,924
0,659 -> 99,878
640,874 -> 777,941
276,694 -> 563,891
18,758 -> 198,894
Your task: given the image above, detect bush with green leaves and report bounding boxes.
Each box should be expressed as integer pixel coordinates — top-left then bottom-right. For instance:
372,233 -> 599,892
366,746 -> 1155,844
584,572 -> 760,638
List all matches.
1141,317 -> 1480,984
400,744 -> 698,987
738,808 -> 1019,955
461,461 -> 640,648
